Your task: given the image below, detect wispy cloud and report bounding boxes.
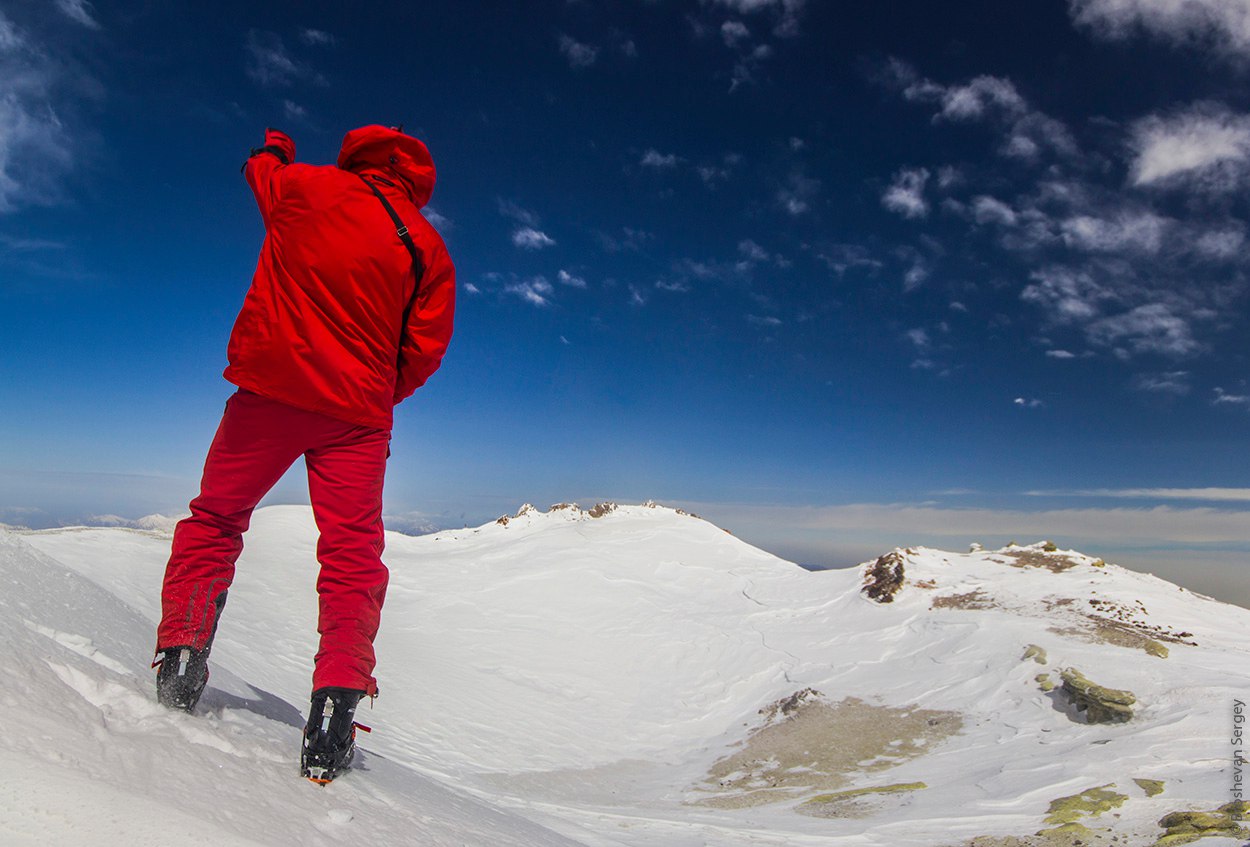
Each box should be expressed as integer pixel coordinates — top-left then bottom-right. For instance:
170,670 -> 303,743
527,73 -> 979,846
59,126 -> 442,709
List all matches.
55,0 -> 99,29
559,34 -> 598,68
557,269 -> 587,288
245,30 -> 304,86
882,167 -> 930,219
300,28 -> 335,47
0,11 -> 85,213
1132,371 -> 1190,395
1026,487 -> 1250,502
777,171 -> 819,215
640,148 -> 679,168
1213,387 -> 1250,408
504,275 -> 554,306
511,227 -> 556,250
1070,0 -> 1250,58
710,0 -> 807,38
1130,102 -> 1250,192
688,499 -> 1250,548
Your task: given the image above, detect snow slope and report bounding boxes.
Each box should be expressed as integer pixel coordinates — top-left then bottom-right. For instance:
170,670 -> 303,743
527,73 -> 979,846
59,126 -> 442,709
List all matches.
5,502 -> 1249,846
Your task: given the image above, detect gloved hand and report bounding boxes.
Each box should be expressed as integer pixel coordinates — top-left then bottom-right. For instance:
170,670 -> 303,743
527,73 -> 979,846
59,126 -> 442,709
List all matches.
242,128 -> 295,171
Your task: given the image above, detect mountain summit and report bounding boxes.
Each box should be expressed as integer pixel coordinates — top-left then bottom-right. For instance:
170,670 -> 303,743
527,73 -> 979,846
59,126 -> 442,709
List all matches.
3,502 -> 1246,846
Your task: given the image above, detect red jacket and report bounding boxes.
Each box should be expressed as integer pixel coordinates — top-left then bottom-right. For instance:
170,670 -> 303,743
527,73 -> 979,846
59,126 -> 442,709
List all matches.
224,126 -> 455,430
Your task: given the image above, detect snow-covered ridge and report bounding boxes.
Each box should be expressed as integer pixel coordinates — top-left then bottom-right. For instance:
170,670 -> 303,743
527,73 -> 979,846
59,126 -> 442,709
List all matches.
492,499 -> 704,527
4,504 -> 1248,846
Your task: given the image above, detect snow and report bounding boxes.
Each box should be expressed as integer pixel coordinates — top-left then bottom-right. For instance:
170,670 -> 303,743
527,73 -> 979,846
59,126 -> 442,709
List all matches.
4,502 -> 1248,846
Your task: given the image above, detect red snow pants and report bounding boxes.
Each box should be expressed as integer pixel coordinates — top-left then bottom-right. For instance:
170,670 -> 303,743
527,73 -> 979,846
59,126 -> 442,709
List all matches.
157,389 -> 390,697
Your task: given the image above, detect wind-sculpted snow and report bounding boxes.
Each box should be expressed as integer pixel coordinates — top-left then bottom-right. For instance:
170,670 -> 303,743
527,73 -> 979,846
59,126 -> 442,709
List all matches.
6,504 -> 1250,846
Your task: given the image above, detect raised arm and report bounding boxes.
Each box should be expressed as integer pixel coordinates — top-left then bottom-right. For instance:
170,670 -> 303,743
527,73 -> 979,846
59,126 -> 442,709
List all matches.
242,128 -> 296,227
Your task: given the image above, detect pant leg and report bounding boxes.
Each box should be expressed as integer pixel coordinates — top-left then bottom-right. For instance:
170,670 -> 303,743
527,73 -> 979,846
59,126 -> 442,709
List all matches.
304,425 -> 390,696
157,390 -> 307,650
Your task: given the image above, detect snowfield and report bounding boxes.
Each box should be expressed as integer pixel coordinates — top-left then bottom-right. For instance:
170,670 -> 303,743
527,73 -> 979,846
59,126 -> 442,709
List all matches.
3,502 -> 1248,846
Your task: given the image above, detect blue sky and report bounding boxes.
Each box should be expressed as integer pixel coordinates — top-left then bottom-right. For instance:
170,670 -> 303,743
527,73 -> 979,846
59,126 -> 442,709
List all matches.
1,0 -> 1248,601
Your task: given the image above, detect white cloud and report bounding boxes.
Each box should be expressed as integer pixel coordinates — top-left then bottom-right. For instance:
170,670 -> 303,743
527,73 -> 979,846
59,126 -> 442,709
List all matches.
1026,486 -> 1250,502
497,199 -> 538,227
1014,397 -> 1044,408
640,148 -> 679,168
629,284 -> 647,306
1070,0 -> 1250,57
511,227 -> 556,250
777,172 -> 819,215
882,167 -> 930,219
283,100 -> 306,120
559,34 -> 598,68
738,239 -> 769,261
1088,302 -> 1202,358
971,195 -> 1018,226
596,227 -> 652,253
1046,349 -> 1077,359
1213,387 -> 1250,406
1130,103 -> 1250,191
656,279 -> 691,292
462,282 -> 481,295
1194,226 -> 1245,258
423,207 -> 452,230
1059,210 -> 1168,254
1021,267 -> 1115,322
712,0 -> 807,36
55,0 -> 99,28
504,276 -> 554,306
690,499 -> 1250,549
894,62 -> 1076,162
908,74 -> 1027,122
246,30 -> 306,87
557,269 -> 587,288
817,244 -> 883,276
903,259 -> 929,292
1132,370 -> 1191,395
721,20 -> 751,46
0,11 -> 78,213
300,29 -> 335,46
748,314 -> 783,326
905,328 -> 930,350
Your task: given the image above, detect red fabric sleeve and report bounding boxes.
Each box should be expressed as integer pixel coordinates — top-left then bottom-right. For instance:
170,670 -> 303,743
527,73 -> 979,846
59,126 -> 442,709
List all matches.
243,129 -> 296,226
394,241 -> 456,404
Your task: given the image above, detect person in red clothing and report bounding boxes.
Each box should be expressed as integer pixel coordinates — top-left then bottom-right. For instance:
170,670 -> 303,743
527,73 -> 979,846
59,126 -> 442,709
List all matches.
154,125 -> 454,782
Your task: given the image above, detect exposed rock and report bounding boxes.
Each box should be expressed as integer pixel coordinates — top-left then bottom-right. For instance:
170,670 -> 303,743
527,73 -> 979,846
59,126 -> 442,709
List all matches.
1058,668 -> 1135,724
1155,802 -> 1249,845
1022,644 -> 1048,664
1133,778 -> 1165,797
1042,784 -> 1127,827
1049,597 -> 1196,656
797,781 -> 927,819
692,693 -> 962,809
997,547 -> 1083,573
587,501 -> 618,518
932,588 -> 998,611
862,551 -> 906,603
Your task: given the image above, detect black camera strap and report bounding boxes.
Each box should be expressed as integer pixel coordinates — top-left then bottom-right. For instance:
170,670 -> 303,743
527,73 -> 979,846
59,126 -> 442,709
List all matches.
359,175 -> 427,345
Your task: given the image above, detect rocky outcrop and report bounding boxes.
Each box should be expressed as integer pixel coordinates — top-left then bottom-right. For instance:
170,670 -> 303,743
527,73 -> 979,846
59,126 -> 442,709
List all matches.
1058,667 -> 1136,723
1156,801 -> 1248,845
862,551 -> 906,603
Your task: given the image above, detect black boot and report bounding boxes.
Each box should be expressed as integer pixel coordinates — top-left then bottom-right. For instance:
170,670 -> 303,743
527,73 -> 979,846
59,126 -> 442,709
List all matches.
301,687 -> 367,784
154,644 -> 211,711
153,590 -> 227,713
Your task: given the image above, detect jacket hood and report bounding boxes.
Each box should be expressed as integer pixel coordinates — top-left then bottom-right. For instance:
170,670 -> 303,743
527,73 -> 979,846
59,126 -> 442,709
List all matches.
337,125 -> 436,208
